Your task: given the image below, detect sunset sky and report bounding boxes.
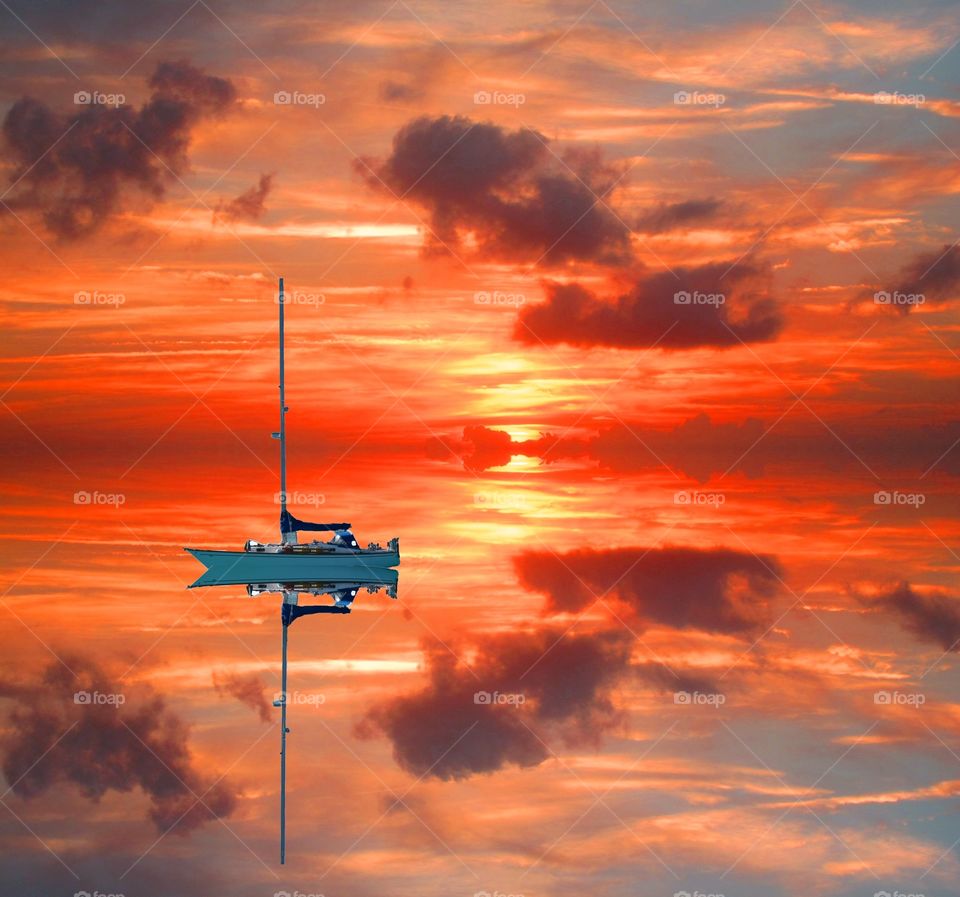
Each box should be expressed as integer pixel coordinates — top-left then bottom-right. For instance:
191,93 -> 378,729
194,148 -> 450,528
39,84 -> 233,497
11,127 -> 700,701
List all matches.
1,1 -> 960,896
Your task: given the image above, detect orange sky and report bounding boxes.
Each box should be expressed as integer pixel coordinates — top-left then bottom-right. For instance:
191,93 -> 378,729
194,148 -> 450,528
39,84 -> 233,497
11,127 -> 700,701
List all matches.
1,2 -> 959,897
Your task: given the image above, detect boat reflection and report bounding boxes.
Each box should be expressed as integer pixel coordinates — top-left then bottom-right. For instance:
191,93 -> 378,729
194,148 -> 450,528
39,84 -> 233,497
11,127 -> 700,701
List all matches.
247,575 -> 397,610
190,568 -> 399,864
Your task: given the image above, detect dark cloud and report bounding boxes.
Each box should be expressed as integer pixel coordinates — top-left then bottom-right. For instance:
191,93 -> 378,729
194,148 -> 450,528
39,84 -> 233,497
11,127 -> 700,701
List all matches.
358,114 -> 632,266
357,628 -> 633,779
515,261 -> 784,349
515,545 -> 781,634
869,582 -> 960,652
0,0 -> 194,48
0,657 -> 237,833
379,80 -> 425,102
356,618 -> 730,780
1,60 -> 235,239
429,413 -> 960,483
885,244 -> 960,314
635,198 -> 724,233
426,424 -> 518,472
634,662 -> 723,696
429,413 -> 767,480
212,669 -> 272,722
215,173 -> 273,222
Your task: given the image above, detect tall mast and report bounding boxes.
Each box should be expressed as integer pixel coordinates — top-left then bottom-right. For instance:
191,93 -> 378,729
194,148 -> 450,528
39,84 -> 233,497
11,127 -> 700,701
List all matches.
278,275 -> 289,864
278,276 -> 290,542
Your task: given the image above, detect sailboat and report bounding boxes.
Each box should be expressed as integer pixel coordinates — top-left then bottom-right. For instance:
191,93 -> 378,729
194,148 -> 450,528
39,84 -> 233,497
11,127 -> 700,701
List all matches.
184,277 -> 400,584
